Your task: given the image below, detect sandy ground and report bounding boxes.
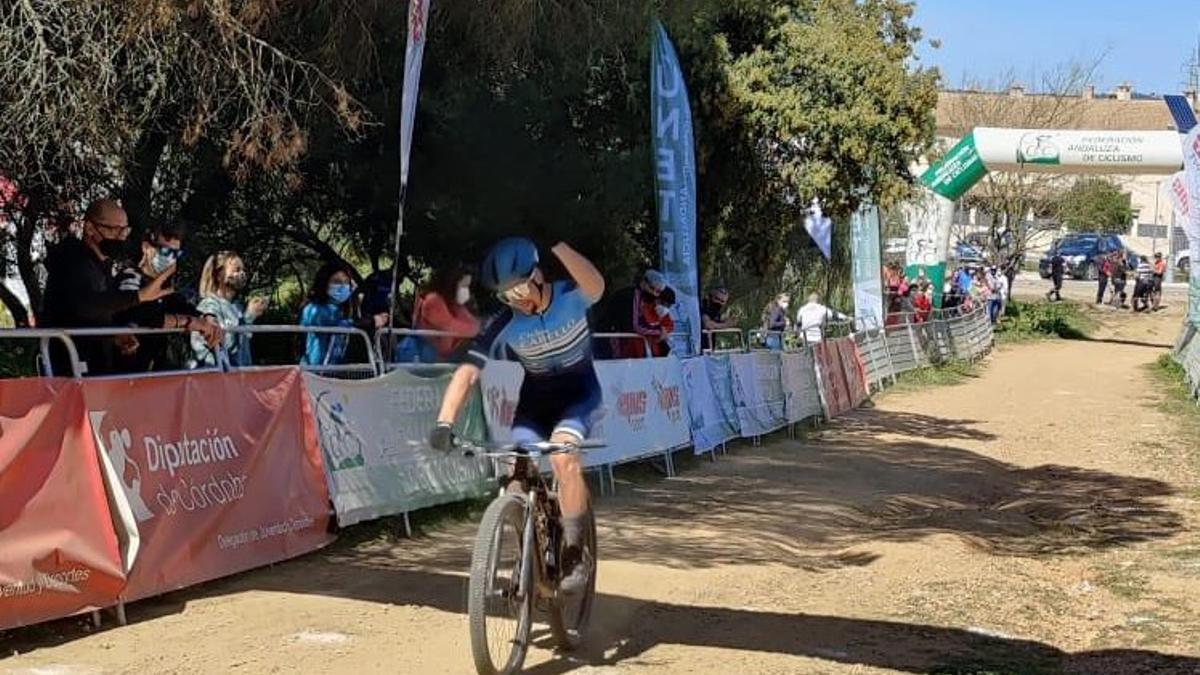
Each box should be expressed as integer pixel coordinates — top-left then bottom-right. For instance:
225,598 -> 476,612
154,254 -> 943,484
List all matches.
4,283 -> 1200,674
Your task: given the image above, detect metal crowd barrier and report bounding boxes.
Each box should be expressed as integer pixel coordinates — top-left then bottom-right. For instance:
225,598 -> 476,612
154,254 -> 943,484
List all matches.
702,328 -> 746,354
593,332 -> 654,359
374,327 -> 475,374
0,325 -> 380,379
226,325 -> 379,379
0,328 -> 83,377
747,329 -> 789,351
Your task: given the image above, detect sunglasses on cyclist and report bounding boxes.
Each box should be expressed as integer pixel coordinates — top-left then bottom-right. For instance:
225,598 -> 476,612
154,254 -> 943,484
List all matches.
496,270 -> 539,305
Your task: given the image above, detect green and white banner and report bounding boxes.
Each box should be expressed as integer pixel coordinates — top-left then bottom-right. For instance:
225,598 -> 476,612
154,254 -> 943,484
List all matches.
304,368 -> 491,526
903,189 -> 955,305
905,133 -> 982,305
850,205 -> 884,325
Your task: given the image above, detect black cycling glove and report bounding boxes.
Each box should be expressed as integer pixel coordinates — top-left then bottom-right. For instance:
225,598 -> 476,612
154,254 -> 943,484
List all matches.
429,422 -> 455,452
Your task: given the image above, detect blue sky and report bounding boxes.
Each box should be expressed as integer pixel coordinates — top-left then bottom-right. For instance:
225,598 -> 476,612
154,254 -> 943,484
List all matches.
913,1 -> 1200,95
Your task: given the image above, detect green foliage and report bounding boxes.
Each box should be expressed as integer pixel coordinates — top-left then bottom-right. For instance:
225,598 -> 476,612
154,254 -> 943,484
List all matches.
1057,178 -> 1134,235
996,300 -> 1095,341
0,1 -> 938,324
0,343 -> 37,379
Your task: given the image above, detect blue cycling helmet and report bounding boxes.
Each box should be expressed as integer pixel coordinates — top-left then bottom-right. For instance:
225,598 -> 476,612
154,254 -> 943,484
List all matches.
480,237 -> 539,291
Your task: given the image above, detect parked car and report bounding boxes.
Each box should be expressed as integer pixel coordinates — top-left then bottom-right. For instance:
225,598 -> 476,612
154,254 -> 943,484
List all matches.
1038,233 -> 1133,280
1177,250 -> 1191,275
949,241 -> 987,266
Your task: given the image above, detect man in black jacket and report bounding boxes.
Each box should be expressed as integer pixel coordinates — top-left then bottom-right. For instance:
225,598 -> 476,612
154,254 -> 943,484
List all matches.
41,199 -> 178,375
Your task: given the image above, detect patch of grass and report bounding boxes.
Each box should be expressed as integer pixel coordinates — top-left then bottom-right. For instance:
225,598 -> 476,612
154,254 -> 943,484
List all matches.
1146,354 -> 1200,441
996,300 -> 1096,343
1096,563 -> 1152,600
889,359 -> 978,392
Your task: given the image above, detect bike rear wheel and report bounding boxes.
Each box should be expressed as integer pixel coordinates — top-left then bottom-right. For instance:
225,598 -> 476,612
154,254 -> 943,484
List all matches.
548,509 -> 597,651
468,494 -> 532,675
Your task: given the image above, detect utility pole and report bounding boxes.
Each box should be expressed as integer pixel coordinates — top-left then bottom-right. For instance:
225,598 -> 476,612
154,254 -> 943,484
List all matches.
1183,32 -> 1200,102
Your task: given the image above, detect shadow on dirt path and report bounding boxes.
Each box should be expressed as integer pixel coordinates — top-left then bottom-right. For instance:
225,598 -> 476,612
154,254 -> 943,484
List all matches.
112,563 -> 1200,675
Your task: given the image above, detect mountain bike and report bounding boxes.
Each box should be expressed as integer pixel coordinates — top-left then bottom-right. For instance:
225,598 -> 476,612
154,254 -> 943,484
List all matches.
455,439 -> 601,675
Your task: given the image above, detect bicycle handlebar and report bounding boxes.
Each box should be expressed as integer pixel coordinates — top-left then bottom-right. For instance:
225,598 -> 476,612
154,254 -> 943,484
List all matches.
454,438 -> 606,459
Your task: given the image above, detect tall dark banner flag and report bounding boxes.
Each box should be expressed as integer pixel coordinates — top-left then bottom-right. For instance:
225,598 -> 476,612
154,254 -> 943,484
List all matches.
389,0 -> 431,332
651,19 -> 700,356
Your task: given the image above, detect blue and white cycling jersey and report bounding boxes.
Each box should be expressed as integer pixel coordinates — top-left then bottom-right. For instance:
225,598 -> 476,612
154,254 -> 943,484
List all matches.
465,280 -> 596,378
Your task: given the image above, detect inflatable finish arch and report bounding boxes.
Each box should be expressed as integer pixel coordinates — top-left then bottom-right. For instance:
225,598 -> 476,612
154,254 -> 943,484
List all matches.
904,127 -> 1185,300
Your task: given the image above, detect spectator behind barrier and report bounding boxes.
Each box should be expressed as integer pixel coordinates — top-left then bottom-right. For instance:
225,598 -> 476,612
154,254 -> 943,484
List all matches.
912,283 -> 933,323
190,250 -> 267,368
593,269 -> 671,358
761,293 -> 790,350
700,285 -> 733,351
796,292 -> 847,343
396,264 -> 481,362
300,262 -> 389,366
112,222 -> 222,373
360,268 -> 412,325
701,286 -> 732,330
41,199 -> 177,376
640,285 -> 675,357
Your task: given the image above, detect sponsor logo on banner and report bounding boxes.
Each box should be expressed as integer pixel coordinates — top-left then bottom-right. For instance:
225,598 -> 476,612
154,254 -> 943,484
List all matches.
91,411 -> 248,521
311,392 -> 367,471
652,376 -> 683,424
615,387 -> 648,431
1016,132 -> 1061,165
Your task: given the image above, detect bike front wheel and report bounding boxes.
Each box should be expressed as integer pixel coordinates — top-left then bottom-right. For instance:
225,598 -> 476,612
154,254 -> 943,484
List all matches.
468,493 -> 532,675
548,509 -> 597,651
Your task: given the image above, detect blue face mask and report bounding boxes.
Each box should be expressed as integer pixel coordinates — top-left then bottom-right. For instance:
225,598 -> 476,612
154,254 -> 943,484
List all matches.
150,251 -> 175,274
328,284 -> 353,305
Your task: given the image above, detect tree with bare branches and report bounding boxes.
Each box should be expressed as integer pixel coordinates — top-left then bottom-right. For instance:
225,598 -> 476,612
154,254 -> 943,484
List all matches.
936,60 -> 1103,283
0,0 -> 366,320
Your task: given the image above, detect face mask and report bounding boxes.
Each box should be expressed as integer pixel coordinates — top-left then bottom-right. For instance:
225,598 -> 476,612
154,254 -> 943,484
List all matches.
328,284 -> 352,305
226,272 -> 248,290
150,251 -> 175,275
456,285 -> 471,305
655,304 -> 671,318
98,238 -> 126,259
778,300 -> 790,310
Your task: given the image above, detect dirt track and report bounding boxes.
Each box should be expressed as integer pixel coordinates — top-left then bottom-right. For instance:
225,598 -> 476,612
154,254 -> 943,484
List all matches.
5,286 -> 1200,674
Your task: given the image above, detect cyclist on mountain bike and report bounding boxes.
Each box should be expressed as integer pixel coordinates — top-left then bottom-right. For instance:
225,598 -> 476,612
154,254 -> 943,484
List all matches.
429,237 -> 605,595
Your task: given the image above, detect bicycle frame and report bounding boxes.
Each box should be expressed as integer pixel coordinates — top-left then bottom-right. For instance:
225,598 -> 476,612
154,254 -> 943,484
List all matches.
464,440 -> 598,602
506,459 -> 562,604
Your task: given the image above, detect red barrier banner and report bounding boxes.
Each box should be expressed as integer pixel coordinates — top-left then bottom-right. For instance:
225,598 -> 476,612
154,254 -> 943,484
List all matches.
1,379 -> 125,630
813,342 -> 852,417
82,368 -> 333,602
837,339 -> 870,409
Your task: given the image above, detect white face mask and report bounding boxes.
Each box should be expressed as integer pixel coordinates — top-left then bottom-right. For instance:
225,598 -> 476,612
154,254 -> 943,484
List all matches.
456,285 -> 471,305
778,300 -> 790,310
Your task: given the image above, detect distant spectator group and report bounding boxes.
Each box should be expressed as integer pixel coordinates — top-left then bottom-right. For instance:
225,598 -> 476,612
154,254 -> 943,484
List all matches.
1048,249 -> 1167,313
37,198 -> 486,376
